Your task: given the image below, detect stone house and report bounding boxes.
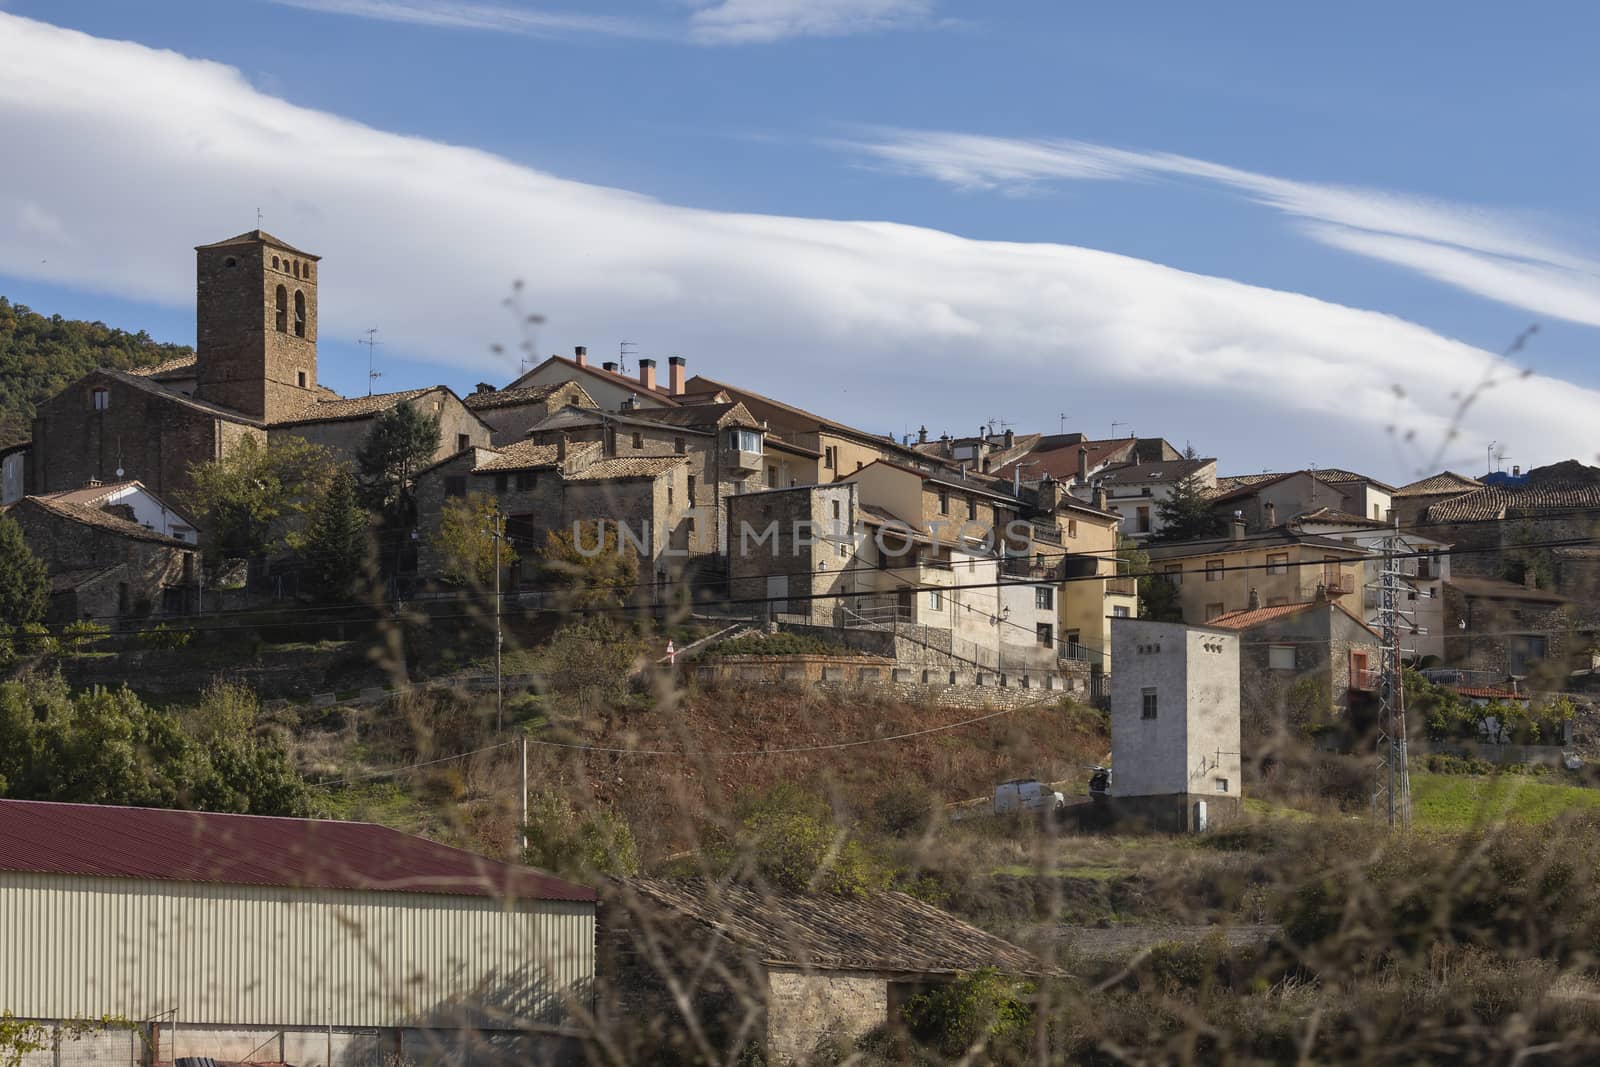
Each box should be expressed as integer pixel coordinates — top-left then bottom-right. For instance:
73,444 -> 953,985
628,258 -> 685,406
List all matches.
988,432 -> 1180,489
1208,468 -> 1395,528
5,494 -> 197,623
526,400 -> 816,555
461,379 -> 597,445
597,878 -> 1045,1065
1442,575 -> 1574,679
727,482 -> 861,627
1203,598 -> 1381,751
267,386 -> 494,468
507,347 -> 686,411
1390,470 -> 1483,529
1108,618 -> 1242,831
1142,523 -> 1368,625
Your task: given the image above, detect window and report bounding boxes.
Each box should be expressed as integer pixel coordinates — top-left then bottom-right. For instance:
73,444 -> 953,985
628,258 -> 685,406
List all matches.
457,433 -> 471,452
674,437 -> 685,454
727,428 -> 763,453
224,257 -> 237,268
838,542 -> 849,558
1067,629 -> 1081,648
687,476 -> 696,505
966,497 -> 977,521
1036,623 -> 1053,646
767,465 -> 777,487
1206,558 -> 1225,581
632,432 -> 643,450
1416,554 -> 1432,580
90,387 -> 109,411
1035,586 -> 1054,610
831,499 -> 841,521
1373,503 -> 1381,520
686,516 -> 696,534
296,370 -> 308,388
515,471 -> 535,491
824,446 -> 838,470
274,285 -> 288,333
494,474 -> 508,494
1266,553 -> 1289,575
929,589 -> 944,610
1205,602 -> 1225,620
293,260 -> 300,279
293,290 -> 306,337
444,475 -> 467,498
1215,778 -> 1230,793
1113,605 -> 1131,618
668,486 -> 674,507
1068,519 -> 1077,538
303,263 -> 312,280
938,490 -> 949,515
1268,644 -> 1296,670
1136,505 -> 1151,533
1164,564 -> 1182,586
272,256 -> 280,269
1141,687 -> 1158,720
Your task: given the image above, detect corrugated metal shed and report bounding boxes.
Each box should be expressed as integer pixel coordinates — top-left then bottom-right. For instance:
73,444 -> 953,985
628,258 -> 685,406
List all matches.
0,801 -> 595,1029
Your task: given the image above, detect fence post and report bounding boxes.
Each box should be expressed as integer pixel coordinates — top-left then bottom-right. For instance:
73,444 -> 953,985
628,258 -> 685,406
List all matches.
52,1023 -> 61,1067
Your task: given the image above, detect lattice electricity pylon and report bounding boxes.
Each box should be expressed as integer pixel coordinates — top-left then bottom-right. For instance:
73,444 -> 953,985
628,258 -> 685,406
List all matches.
1371,525 -> 1413,829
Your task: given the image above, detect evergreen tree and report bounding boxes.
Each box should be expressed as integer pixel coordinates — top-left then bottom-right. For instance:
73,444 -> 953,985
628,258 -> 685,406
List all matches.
1121,534 -> 1184,622
302,467 -> 372,602
1152,471 -> 1227,542
0,515 -> 48,627
356,401 -> 441,522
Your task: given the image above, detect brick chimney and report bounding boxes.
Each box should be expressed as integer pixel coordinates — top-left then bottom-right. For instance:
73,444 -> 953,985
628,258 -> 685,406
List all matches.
1077,447 -> 1090,485
639,358 -> 657,392
1092,485 -> 1108,510
918,425 -> 928,445
1230,512 -> 1245,541
1248,587 -> 1260,609
574,345 -> 588,368
1264,501 -> 1277,527
668,356 -> 686,395
474,382 -> 495,395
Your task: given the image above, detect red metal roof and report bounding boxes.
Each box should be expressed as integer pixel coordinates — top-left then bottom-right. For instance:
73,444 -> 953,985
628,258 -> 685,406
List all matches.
0,799 -> 593,902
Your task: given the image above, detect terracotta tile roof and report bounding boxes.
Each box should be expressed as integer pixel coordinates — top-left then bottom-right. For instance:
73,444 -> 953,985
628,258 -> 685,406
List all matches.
195,229 -> 319,258
1394,471 -> 1483,497
1446,576 -> 1568,604
992,437 -> 1136,483
513,356 -> 680,405
462,381 -> 595,411
129,355 -> 198,379
271,387 -> 437,425
40,480 -> 144,508
629,401 -> 760,429
565,456 -> 688,481
618,878 -> 1048,975
1097,458 -> 1212,485
1425,461 -> 1600,522
472,439 -> 597,473
1292,506 -> 1387,528
0,798 -> 591,901
1446,686 -> 1529,701
10,495 -> 192,548
1207,599 -> 1379,639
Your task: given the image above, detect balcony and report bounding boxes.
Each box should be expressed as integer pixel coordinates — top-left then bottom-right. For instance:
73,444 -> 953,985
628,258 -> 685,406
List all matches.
728,449 -> 762,471
1106,576 -> 1137,597
1003,556 -> 1061,580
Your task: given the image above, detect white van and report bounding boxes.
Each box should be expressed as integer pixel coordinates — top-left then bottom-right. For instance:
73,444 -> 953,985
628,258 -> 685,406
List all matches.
993,778 -> 1065,815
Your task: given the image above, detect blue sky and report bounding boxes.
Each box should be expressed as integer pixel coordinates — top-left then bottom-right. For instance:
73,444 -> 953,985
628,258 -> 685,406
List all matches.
2,1 -> 1598,479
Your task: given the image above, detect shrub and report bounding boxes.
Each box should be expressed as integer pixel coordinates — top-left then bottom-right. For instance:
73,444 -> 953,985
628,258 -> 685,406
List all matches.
137,623 -> 192,651
712,784 -> 891,897
521,790 -> 639,879
61,619 -> 109,652
1426,753 -> 1495,776
708,631 -> 863,658
873,782 -> 939,837
902,968 -> 1033,1061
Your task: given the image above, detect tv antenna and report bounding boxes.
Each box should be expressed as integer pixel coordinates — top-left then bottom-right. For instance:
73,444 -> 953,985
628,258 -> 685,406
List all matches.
619,341 -> 638,374
1059,412 -> 1069,434
256,207 -> 263,228
1111,420 -> 1130,438
359,329 -> 384,395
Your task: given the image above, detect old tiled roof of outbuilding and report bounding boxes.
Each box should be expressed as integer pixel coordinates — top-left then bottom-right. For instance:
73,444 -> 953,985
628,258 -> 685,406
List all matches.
618,878 -> 1049,976
628,401 -> 761,429
462,381 -> 596,412
472,439 -> 601,473
129,355 -> 198,379
1292,506 -> 1386,528
1208,599 -> 1379,639
1394,471 -> 1483,497
8,495 -> 191,548
566,456 -> 688,481
1096,458 -> 1212,485
0,798 -> 592,902
1425,462 -> 1600,522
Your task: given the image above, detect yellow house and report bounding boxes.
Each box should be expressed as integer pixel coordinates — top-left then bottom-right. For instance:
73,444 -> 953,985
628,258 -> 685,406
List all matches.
1143,526 -> 1369,625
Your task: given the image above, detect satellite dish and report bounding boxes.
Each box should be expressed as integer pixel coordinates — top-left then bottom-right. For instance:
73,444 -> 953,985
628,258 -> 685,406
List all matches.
115,467 -> 125,478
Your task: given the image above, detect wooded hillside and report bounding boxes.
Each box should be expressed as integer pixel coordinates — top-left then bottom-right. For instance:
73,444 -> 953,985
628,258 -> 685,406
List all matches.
0,296 -> 191,446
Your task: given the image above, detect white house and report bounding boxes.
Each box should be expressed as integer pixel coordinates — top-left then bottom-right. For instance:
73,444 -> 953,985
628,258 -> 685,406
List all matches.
37,479 -> 200,544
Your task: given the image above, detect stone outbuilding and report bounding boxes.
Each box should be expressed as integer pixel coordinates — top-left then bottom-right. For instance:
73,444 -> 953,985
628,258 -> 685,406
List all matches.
4,493 -> 198,623
598,878 -> 1046,1066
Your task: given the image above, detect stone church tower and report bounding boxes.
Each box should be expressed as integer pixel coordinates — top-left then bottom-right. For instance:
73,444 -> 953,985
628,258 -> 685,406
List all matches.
193,230 -> 321,422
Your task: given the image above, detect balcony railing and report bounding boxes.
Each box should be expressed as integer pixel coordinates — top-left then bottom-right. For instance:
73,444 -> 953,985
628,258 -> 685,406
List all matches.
1106,576 -> 1137,597
1003,556 -> 1062,580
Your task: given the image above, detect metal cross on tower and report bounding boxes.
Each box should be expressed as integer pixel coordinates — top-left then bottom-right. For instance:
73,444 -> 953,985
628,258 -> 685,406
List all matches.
1373,520 -> 1413,829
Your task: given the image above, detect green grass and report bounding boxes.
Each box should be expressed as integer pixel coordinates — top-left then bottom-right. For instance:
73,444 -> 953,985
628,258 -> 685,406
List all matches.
1411,770 -> 1600,830
991,863 -> 1129,880
315,781 -> 428,832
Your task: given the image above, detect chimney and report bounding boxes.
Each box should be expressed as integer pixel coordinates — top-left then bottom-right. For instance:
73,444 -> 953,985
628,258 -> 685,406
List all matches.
621,395 -> 639,412
474,382 -> 495,395
1077,447 -> 1090,485
668,355 -> 686,395
1003,429 -> 1015,449
1513,465 -> 1521,477
1248,587 -> 1260,610
602,361 -> 619,372
1230,512 -> 1245,541
1264,501 -> 1277,527
639,358 -> 657,392
557,434 -> 567,460
1093,485 -> 1108,511
918,425 -> 928,445
574,345 -> 588,368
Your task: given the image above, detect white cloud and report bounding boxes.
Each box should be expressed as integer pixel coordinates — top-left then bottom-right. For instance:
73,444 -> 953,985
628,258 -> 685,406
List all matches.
261,0 -> 656,37
686,0 -> 932,44
0,12 -> 1590,476
848,129 -> 1600,328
